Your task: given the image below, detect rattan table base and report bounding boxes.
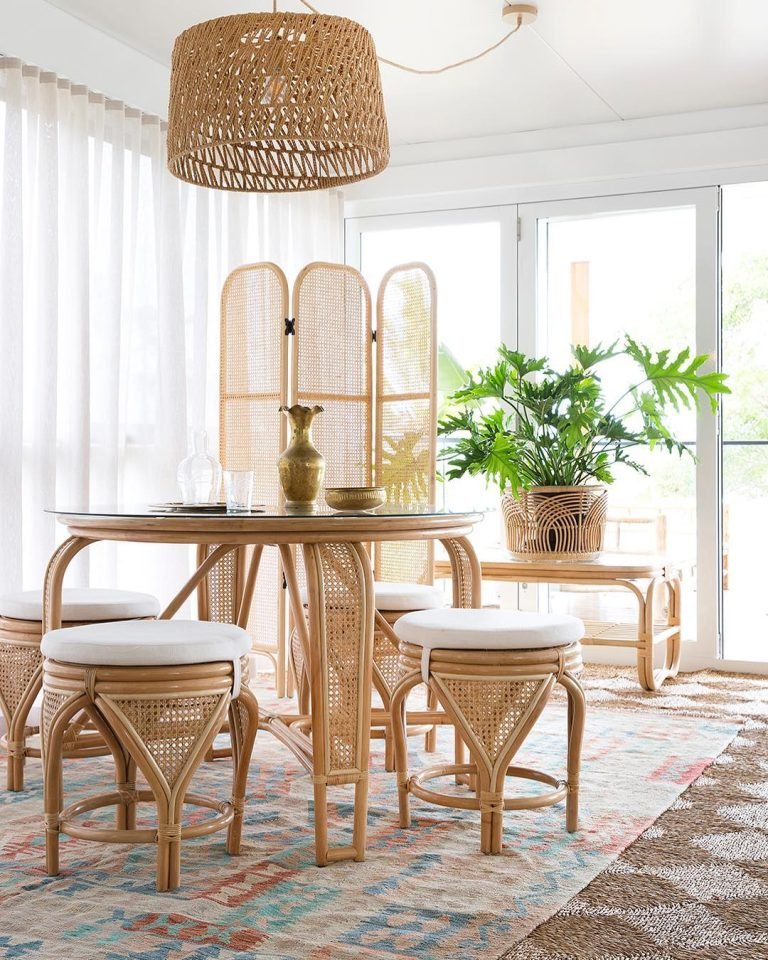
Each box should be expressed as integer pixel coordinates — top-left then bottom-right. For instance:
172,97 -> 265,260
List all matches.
43,507 -> 482,867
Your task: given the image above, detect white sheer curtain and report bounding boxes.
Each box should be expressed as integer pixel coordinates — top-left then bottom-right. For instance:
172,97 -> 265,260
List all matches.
0,57 -> 342,602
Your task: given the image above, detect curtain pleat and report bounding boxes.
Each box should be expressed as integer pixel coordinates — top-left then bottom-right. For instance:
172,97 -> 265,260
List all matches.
0,63 -> 24,594
23,70 -> 59,586
0,55 -> 343,599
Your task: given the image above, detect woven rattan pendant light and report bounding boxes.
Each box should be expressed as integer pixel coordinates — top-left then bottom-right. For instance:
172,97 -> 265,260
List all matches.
167,11 -> 390,192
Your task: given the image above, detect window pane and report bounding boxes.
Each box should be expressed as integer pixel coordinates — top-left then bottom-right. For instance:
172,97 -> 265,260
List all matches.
722,447 -> 768,661
721,182 -> 768,661
360,221 -> 503,549
537,206 -> 698,638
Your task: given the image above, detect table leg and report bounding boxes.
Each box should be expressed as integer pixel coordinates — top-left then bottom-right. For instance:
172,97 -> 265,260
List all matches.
666,574 -> 683,676
439,536 -> 482,610
43,536 -> 95,633
282,541 -> 375,866
38,536 -> 101,784
280,546 -> 312,716
164,543 -> 240,621
440,536 -> 481,786
636,576 -> 682,692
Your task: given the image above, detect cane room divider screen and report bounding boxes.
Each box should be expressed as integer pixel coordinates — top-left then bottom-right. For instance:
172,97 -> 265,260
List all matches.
210,260 -> 436,696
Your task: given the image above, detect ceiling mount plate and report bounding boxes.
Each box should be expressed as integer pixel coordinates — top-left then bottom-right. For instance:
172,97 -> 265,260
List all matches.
502,3 -> 538,27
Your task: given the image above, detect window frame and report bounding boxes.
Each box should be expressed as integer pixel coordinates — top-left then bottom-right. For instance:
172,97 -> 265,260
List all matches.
344,187 -> 768,673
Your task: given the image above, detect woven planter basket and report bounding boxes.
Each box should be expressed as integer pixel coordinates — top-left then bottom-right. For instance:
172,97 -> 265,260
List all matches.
501,485 -> 608,561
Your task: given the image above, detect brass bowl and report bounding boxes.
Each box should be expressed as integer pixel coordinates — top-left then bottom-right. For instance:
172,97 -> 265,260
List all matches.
324,486 -> 387,511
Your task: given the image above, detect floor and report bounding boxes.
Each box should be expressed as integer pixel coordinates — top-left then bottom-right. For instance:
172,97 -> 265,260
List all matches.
1,665 -> 766,959
508,667 -> 768,959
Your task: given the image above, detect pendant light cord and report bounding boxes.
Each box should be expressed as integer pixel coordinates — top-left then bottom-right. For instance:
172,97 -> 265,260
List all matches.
297,0 -> 524,75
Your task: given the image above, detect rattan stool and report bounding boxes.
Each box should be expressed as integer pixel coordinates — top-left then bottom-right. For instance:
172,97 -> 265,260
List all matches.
291,581 -> 445,769
0,588 -> 160,791
41,619 -> 259,891
390,608 -> 586,854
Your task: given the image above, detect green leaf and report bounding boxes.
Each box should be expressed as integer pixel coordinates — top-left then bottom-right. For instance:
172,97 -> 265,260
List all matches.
437,337 -> 728,493
572,340 -> 621,370
624,336 -> 730,414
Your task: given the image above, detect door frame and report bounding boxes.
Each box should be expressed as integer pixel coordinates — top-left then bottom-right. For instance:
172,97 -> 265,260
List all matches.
345,204 -> 521,607
517,187 -> 722,666
344,204 -> 519,350
345,187 -> 768,673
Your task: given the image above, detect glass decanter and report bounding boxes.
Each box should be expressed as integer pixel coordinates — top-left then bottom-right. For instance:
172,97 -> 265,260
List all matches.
177,430 -> 222,504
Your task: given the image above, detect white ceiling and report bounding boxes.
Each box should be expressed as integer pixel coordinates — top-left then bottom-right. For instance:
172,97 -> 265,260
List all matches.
45,0 -> 768,146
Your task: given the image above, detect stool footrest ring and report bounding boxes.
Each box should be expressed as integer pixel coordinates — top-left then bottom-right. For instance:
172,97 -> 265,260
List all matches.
58,790 -> 236,844
408,763 -> 568,812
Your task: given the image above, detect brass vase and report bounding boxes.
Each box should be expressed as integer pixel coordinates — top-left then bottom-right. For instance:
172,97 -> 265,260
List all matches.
278,404 -> 325,507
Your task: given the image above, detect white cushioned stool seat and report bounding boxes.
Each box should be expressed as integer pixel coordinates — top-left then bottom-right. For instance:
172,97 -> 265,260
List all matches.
300,580 -> 444,612
0,588 -> 160,623
394,608 -> 585,681
371,581 -> 444,611
41,620 -> 251,697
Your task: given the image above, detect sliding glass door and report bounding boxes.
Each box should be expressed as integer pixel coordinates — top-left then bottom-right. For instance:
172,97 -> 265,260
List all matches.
519,189 -> 720,661
346,206 -> 518,552
721,183 -> 768,662
347,185 -> 768,670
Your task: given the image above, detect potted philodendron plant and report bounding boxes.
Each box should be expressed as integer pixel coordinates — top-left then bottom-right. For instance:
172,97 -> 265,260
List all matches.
438,338 -> 729,560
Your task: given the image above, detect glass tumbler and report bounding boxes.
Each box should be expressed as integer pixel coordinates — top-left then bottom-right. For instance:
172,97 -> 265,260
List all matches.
223,470 -> 254,513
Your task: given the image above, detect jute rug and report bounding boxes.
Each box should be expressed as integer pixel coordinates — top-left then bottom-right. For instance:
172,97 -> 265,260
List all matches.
0,678 -> 738,960
505,668 -> 768,960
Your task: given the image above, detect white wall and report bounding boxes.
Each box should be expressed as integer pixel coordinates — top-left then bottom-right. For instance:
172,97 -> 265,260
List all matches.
0,0 -> 169,117
345,105 -> 768,217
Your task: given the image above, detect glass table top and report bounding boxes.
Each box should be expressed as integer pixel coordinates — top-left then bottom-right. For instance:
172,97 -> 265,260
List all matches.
47,503 -> 484,521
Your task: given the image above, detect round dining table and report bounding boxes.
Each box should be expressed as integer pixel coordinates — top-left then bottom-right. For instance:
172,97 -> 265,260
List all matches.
43,504 -> 483,865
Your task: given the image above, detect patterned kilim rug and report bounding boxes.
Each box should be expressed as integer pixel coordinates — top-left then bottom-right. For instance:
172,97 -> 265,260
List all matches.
507,669 -> 768,960
0,677 -> 738,960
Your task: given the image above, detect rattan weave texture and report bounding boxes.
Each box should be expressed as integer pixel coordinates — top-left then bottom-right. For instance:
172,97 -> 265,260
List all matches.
293,263 -> 373,489
502,486 -> 608,561
167,13 -> 389,192
375,264 -> 437,586
314,542 -> 369,773
0,641 -> 39,717
220,262 -> 287,492
200,547 -> 239,625
438,676 -> 549,766
41,688 -> 72,748
217,264 -> 289,679
109,694 -> 224,787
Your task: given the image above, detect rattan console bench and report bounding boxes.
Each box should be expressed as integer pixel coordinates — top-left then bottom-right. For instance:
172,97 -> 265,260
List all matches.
435,551 -> 682,692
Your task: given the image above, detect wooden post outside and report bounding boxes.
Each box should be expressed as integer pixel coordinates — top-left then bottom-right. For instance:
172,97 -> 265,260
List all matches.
570,261 -> 590,347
